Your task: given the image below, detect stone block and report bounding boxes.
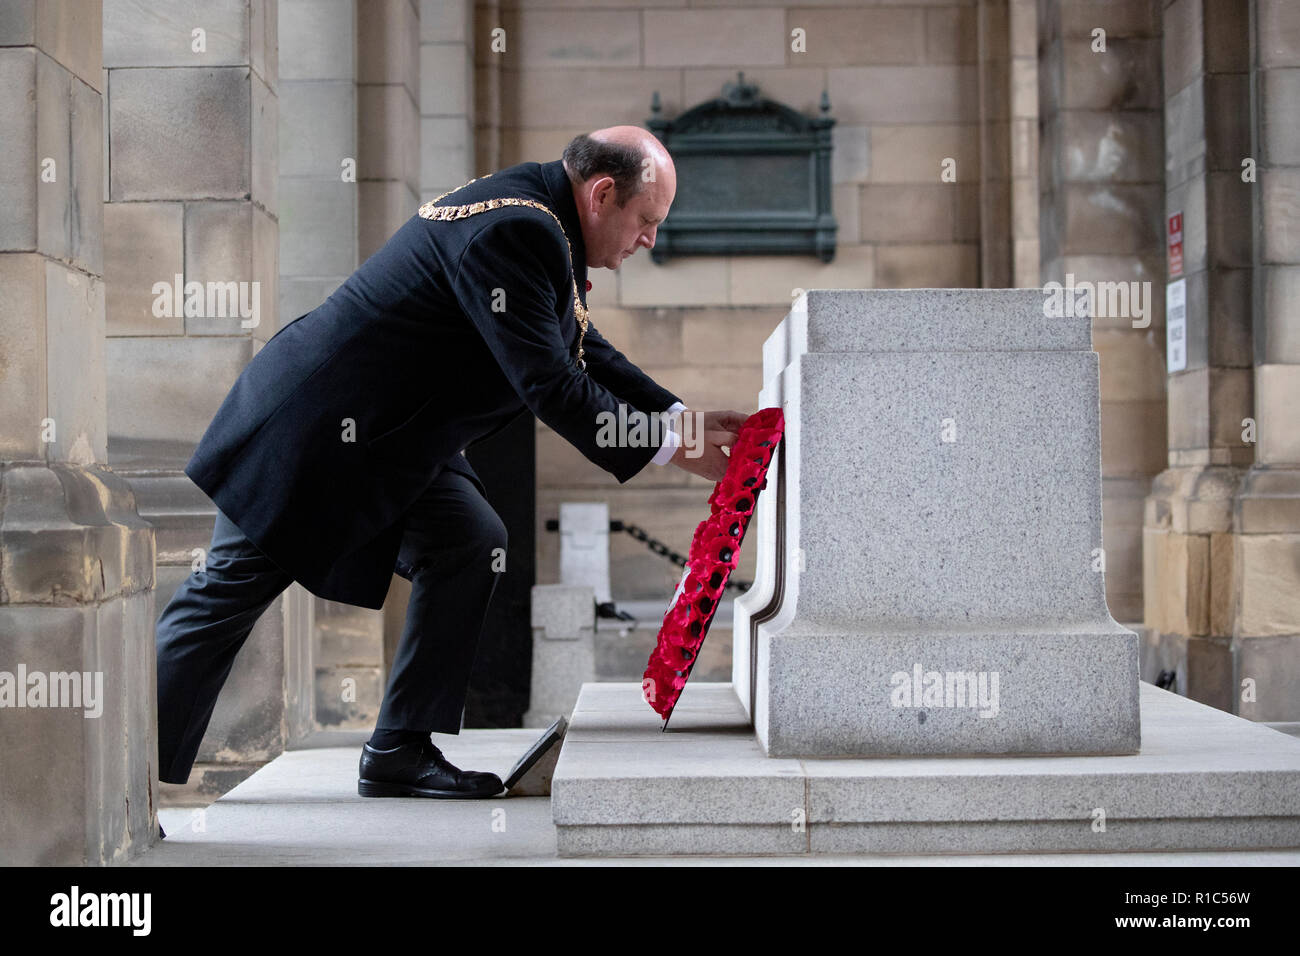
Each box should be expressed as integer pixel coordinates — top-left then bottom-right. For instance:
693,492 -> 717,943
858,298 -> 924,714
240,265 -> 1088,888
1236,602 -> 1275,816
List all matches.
106,335 -> 254,470
278,178 -> 357,277
1060,182 -> 1162,256
0,50 -> 37,251
1262,68 -> 1300,166
315,664 -> 382,727
1205,72 -> 1250,171
1162,0 -> 1201,98
497,128 -> 583,169
829,65 -> 978,124
860,184 -> 955,242
1262,169 -> 1300,265
0,0 -> 103,89
831,124 -> 868,184
1259,0 -> 1300,69
502,67 -> 682,130
421,0 -> 469,43
358,179 -> 417,260
0,605 -> 97,864
832,183 -> 860,243
109,66 -> 251,201
925,4 -> 976,63
104,0 -> 249,68
644,9 -> 785,68
359,82 -> 419,189
0,254 -> 48,460
104,201 -> 185,336
1062,111 -> 1162,184
1185,634 -> 1233,711
1060,0 -> 1160,39
728,246 -> 874,306
280,80 -> 356,177
251,0 -> 277,88
1261,266 -> 1300,365
357,0 -> 417,95
1235,467 -> 1300,535
1236,533 -> 1300,638
681,309 -> 781,368
1094,329 -> 1168,403
45,258 -> 107,464
1236,634 -> 1300,722
279,276 -> 341,326
279,0 -> 355,81
181,201 -> 276,336
784,7 -> 922,66
420,116 -> 470,190
618,252 -> 727,307
585,306 -> 683,367
873,242 -> 978,287
419,41 -> 469,115
868,124 -> 980,184
251,70 -> 277,214
1064,38 -> 1162,110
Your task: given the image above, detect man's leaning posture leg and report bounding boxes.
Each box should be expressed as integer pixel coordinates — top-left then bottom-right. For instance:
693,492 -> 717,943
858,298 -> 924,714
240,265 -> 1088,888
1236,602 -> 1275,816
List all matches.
155,509 -> 294,783
371,467 -> 508,745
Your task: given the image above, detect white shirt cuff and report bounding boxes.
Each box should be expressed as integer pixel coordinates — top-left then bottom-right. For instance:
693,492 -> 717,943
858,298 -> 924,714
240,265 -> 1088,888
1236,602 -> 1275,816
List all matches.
651,402 -> 688,465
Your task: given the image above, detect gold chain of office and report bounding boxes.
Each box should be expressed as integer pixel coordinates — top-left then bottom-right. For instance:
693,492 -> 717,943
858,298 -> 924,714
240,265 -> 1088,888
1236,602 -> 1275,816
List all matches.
418,173 -> 589,371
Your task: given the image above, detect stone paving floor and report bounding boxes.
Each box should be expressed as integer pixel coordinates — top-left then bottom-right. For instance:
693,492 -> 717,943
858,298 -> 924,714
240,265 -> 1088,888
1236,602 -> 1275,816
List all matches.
129,728 -> 1300,866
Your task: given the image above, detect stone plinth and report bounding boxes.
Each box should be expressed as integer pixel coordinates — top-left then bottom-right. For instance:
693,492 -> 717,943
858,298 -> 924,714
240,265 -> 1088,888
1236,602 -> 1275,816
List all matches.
524,585 -> 595,728
552,681 -> 1300,857
732,289 -> 1140,757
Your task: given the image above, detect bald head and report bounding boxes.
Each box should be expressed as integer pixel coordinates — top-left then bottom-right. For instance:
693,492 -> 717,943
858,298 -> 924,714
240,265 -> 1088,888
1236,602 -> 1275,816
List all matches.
561,128 -> 676,270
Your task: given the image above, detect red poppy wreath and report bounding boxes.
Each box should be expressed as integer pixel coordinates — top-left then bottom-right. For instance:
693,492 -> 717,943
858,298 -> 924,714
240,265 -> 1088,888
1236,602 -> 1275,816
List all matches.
642,407 -> 785,724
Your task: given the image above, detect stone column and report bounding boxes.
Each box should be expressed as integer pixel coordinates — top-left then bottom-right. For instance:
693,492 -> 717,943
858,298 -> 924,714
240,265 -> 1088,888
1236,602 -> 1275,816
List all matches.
0,0 -> 158,863
277,0 -> 382,731
102,0 -> 313,803
357,0 -> 419,259
1142,0 -> 1255,710
419,0 -> 474,201
1227,0 -> 1300,721
736,289 -> 1139,757
1009,0 -> 1040,286
1037,0 -> 1167,624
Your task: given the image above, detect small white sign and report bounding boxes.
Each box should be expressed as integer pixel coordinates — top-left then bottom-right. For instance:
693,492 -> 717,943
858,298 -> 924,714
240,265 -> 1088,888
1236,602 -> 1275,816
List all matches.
1166,278 -> 1186,373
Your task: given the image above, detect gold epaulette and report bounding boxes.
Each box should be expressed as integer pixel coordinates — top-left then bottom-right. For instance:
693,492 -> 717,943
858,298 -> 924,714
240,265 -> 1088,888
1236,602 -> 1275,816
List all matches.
419,174 -> 589,371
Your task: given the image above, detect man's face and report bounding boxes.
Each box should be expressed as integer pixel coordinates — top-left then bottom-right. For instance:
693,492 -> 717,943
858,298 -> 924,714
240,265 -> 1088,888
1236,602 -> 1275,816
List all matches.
585,174 -> 674,270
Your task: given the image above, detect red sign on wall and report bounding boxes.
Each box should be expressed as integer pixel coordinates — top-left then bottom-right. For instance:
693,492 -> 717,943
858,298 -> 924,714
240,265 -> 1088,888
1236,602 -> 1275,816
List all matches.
1168,211 -> 1184,278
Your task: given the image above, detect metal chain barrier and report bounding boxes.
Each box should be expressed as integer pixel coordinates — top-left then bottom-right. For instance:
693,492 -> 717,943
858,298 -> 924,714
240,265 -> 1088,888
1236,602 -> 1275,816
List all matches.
544,518 -> 753,593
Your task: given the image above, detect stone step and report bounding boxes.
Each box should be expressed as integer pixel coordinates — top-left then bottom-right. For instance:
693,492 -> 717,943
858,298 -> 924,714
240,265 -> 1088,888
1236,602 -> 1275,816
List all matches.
551,681 -> 1300,857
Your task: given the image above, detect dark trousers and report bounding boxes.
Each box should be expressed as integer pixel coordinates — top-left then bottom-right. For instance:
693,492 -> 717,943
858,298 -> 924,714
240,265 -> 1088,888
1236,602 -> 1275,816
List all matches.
155,466 -> 507,784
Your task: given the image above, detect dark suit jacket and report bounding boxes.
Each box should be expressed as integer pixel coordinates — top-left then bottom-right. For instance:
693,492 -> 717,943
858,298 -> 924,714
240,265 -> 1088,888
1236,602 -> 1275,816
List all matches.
185,159 -> 682,609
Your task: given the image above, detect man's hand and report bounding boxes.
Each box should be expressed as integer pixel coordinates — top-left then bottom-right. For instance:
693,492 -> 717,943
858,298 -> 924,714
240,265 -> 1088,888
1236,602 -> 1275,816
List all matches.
668,408 -> 750,481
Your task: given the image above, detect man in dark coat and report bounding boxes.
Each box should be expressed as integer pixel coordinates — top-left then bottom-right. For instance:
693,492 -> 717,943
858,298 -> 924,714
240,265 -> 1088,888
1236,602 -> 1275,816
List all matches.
155,125 -> 747,800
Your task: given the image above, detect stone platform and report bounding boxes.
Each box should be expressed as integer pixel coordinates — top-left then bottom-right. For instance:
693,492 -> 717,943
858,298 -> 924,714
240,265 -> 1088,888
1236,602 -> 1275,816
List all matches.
551,681 -> 1300,857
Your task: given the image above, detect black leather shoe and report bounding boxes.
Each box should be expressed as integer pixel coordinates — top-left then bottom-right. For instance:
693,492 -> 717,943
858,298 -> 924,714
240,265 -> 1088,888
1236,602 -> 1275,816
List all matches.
358,738 -> 504,798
